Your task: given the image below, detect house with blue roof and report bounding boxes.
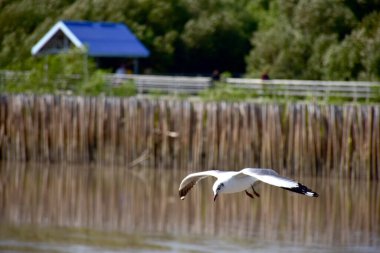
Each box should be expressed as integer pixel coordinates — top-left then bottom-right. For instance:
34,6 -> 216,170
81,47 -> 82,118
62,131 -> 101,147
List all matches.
31,20 -> 150,73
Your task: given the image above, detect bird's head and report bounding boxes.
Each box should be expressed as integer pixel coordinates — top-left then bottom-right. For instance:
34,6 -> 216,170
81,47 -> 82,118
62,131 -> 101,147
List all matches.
212,182 -> 225,202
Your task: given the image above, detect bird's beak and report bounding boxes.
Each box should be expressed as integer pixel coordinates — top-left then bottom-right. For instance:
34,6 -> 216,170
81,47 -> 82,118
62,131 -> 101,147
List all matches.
213,193 -> 218,202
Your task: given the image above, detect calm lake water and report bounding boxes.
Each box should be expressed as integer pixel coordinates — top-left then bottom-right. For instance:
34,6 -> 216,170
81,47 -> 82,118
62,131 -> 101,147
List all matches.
0,162 -> 379,252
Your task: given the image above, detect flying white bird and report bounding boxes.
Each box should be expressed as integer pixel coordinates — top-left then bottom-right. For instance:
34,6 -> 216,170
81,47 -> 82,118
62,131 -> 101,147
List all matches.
179,168 -> 319,201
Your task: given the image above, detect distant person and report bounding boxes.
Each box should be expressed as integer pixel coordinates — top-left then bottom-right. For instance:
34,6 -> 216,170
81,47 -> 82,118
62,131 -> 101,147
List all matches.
116,64 -> 126,74
211,69 -> 220,81
261,71 -> 270,80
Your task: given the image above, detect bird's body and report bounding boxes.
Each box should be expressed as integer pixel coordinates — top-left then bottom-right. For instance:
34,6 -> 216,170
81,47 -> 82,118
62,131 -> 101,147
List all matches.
179,168 -> 318,201
213,171 -> 256,193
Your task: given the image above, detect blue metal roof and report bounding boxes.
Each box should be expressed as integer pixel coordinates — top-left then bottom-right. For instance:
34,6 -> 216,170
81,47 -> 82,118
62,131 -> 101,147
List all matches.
62,20 -> 150,58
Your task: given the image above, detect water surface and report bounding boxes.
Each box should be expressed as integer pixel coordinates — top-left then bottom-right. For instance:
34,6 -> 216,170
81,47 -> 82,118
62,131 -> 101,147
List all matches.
0,162 -> 379,252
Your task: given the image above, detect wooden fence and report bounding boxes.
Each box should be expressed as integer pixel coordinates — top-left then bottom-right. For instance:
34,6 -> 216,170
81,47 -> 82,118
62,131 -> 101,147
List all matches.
0,95 -> 379,179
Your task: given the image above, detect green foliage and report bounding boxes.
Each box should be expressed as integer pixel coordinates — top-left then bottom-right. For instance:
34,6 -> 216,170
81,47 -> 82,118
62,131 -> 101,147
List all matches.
323,12 -> 380,81
106,81 -> 137,97
180,0 -> 255,73
197,81 -> 380,104
0,0 -> 257,75
246,0 -> 380,81
0,0 -> 76,69
2,49 -> 87,93
199,82 -> 259,101
1,49 -> 90,94
293,0 -> 356,39
1,48 -> 138,97
0,0 -> 380,82
78,71 -> 137,97
246,22 -> 311,79
77,70 -> 106,96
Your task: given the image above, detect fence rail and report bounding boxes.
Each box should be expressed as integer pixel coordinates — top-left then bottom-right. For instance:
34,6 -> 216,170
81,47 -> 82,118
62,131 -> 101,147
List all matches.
106,74 -> 380,99
106,74 -> 212,94
226,78 -> 380,100
2,70 -> 380,100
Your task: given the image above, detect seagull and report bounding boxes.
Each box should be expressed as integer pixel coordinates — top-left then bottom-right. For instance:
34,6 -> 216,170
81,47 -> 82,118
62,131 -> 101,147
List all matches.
179,168 -> 319,201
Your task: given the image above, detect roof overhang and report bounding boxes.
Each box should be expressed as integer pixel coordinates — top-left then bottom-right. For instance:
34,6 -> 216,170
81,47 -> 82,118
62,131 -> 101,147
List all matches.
31,21 -> 84,55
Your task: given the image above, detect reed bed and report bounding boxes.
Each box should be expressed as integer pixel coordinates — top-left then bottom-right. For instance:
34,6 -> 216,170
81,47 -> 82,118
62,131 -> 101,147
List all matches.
0,163 -> 378,246
0,94 -> 379,179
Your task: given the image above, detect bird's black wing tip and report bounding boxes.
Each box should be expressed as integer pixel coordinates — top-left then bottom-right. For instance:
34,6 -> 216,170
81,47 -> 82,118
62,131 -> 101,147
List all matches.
282,183 -> 319,198
179,179 -> 197,200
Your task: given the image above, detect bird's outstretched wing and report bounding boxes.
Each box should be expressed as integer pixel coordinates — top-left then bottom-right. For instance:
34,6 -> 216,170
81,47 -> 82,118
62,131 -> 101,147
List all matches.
178,170 -> 220,200
241,168 -> 319,197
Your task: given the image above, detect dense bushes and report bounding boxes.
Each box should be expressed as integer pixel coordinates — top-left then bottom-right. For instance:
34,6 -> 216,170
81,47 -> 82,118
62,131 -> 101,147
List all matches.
246,0 -> 380,81
1,49 -> 136,96
0,0 -> 379,80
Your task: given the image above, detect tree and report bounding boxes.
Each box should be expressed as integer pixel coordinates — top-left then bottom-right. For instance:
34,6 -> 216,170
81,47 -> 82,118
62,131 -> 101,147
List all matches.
246,0 -> 380,80
323,12 -> 380,81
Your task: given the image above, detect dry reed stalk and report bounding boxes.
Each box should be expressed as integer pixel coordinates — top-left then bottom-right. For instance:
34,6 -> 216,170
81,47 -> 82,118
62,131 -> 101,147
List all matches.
191,102 -> 203,170
313,105 -> 323,175
340,106 -> 352,176
86,98 -> 94,163
107,98 -> 118,164
351,107 -> 361,178
158,100 -> 169,169
204,102 -> 215,169
223,104 -> 233,168
306,105 -> 316,174
364,106 -> 372,179
300,105 -> 308,177
286,105 -> 295,173
249,103 -> 261,167
121,98 -> 130,165
95,97 -> 105,163
372,107 -> 380,180
134,99 -> 143,164
272,104 -> 283,170
131,98 -> 139,162
146,100 -> 155,168
324,106 -> 333,175
166,100 -> 176,168
5,96 -> 13,160
231,103 -> 240,169
260,104 -> 270,168
238,103 -> 250,168
76,98 -> 86,163
24,96 -> 35,161
355,107 -> 364,178
180,101 -> 191,170
0,97 -> 5,156
10,96 -> 20,160
275,104 -> 285,171
334,106 -> 343,174
294,104 -> 302,175
217,102 -> 227,167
